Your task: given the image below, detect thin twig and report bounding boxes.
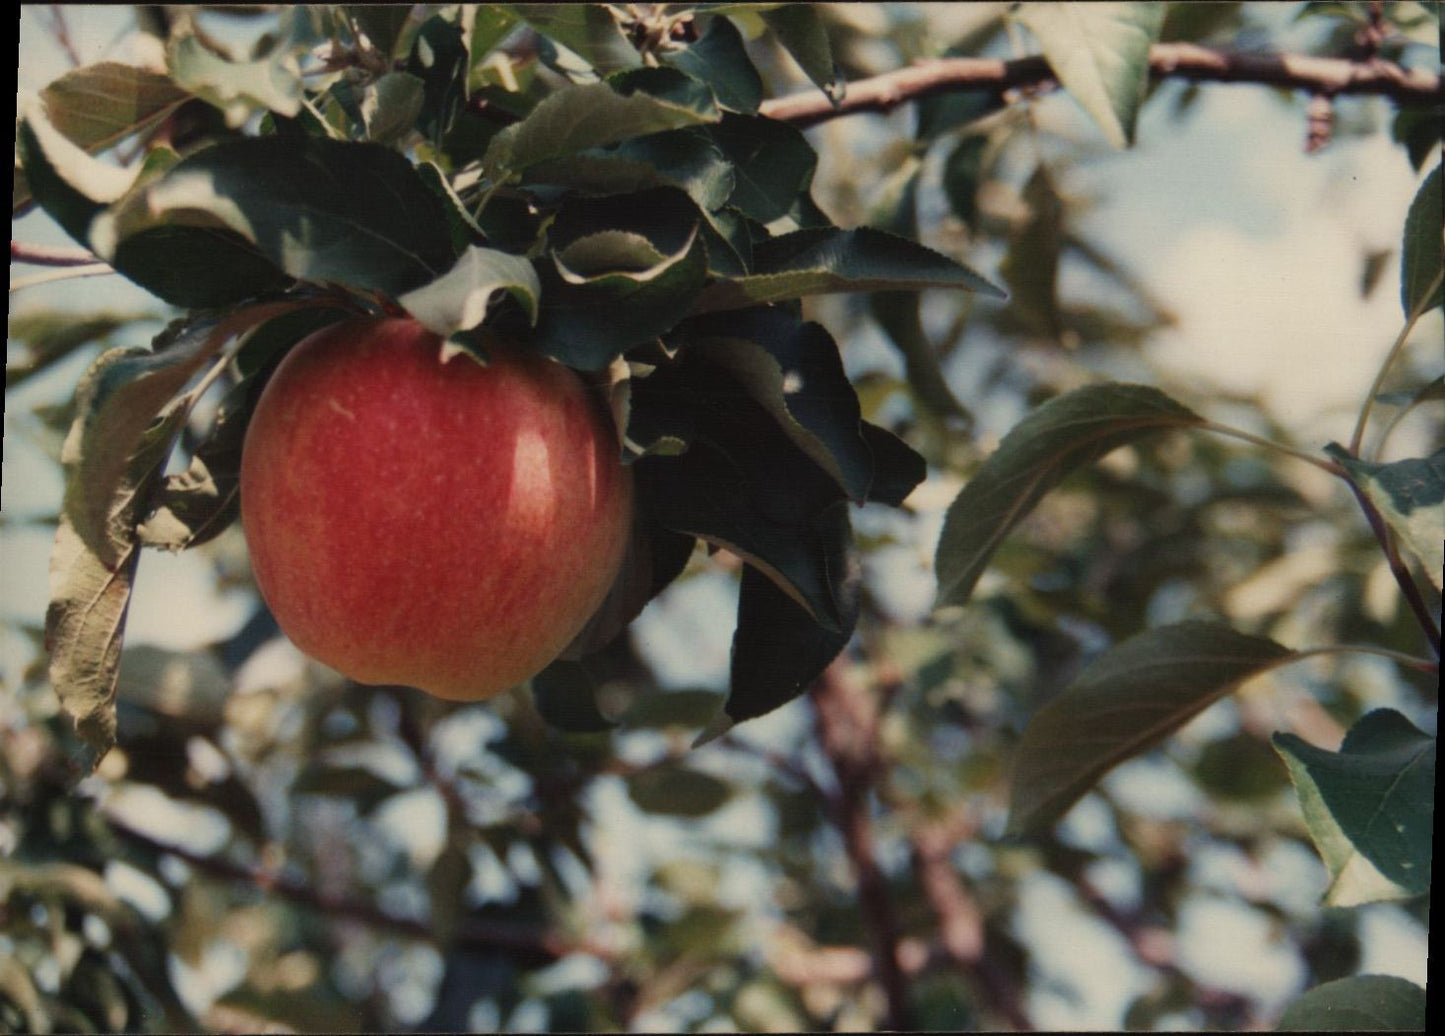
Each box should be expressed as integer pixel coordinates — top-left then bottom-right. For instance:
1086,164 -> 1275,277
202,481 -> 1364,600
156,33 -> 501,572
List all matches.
1340,478 -> 1443,657
11,241 -> 104,267
1350,268 -> 1444,455
46,5 -> 83,66
760,43 -> 1443,127
10,264 -> 115,292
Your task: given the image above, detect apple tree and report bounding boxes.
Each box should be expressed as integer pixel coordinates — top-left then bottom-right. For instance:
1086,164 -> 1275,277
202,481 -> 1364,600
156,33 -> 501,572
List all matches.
4,3 -> 1439,1031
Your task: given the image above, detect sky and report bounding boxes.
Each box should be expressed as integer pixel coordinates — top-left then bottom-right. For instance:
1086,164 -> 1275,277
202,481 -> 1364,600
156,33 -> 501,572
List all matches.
5,4 -> 1438,1030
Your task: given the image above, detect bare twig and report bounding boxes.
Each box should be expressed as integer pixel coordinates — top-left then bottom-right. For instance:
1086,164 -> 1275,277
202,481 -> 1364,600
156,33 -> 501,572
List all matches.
761,43 -> 1443,127
102,812 -> 588,960
11,241 -> 103,267
46,5 -> 83,66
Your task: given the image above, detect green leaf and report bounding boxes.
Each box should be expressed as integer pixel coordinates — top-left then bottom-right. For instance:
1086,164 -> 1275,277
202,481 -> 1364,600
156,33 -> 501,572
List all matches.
1000,166 -> 1066,340
626,765 -> 732,816
622,689 -> 725,730
759,4 -> 845,104
5,309 -> 154,390
61,303 -> 310,563
1327,445 -> 1445,590
1392,107 -> 1442,172
16,105 -> 139,245
108,225 -> 294,309
1273,709 -> 1435,906
92,137 -> 457,298
940,134 -> 988,231
1007,622 -> 1297,835
725,518 -> 857,728
534,188 -> 710,368
935,382 -> 1202,607
859,422 -> 927,507
45,401 -> 184,777
483,78 -> 719,181
525,129 -> 736,213
531,661 -> 616,733
406,15 -> 470,145
677,307 -> 876,501
1014,2 -> 1165,148
350,72 -> 427,145
1276,975 -> 1427,1031
13,61 -> 191,212
665,14 -> 765,113
349,4 -> 415,60
704,113 -> 818,224
398,245 -> 541,341
1400,163 -> 1443,316
507,3 -> 642,77
167,31 -> 304,128
695,226 -> 1004,312
633,350 -> 862,631
867,157 -> 972,421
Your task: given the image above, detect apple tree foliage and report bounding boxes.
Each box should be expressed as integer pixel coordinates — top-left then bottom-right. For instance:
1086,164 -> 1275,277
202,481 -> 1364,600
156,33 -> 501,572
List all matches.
4,3 -> 1439,1031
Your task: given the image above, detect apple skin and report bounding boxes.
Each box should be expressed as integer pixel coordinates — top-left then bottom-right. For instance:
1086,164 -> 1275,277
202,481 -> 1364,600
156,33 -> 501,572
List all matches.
239,316 -> 633,702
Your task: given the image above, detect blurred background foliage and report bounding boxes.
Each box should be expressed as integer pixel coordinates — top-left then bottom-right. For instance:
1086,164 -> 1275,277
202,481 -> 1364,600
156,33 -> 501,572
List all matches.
4,2 -> 1439,1032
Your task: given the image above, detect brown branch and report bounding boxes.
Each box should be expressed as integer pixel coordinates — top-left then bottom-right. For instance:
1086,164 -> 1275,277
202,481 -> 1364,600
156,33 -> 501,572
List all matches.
811,657 -> 913,1032
761,43 -> 1443,127
101,812 -> 587,961
11,241 -> 105,267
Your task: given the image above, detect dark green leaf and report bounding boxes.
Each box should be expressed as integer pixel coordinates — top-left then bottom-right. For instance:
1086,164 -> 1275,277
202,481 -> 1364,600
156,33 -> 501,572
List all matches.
1274,709 -> 1435,906
350,4 -> 414,61
941,135 -> 988,231
704,113 -> 818,224
561,521 -> 696,660
1327,445 -> 1444,590
622,688 -> 726,730
406,15 -> 470,144
935,382 -> 1202,607
916,86 -> 1003,142
532,661 -> 616,733
867,157 -> 972,421
724,528 -> 857,729
860,421 -> 927,507
1000,166 -> 1065,340
347,71 -> 427,145
1276,975 -> 1426,1031
1400,163 -> 1442,316
93,136 -> 457,297
292,763 -> 406,813
533,188 -> 710,368
1392,108 -> 1442,171
676,307 -> 876,501
1015,1 -> 1165,147
695,226 -> 1003,312
1007,622 -> 1297,835
508,3 -> 642,76
626,765 -> 732,816
483,79 -> 719,181
524,129 -> 736,212
16,107 -> 137,245
760,4 -> 845,104
665,14 -> 764,113
108,224 -> 294,309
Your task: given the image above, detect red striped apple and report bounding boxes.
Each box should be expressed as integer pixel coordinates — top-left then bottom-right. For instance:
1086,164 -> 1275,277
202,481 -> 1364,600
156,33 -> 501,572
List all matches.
239,316 -> 633,701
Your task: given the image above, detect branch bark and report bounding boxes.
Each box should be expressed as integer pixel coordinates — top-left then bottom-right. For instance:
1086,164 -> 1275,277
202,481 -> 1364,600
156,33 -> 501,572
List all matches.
11,241 -> 105,267
761,43 -> 1443,127
811,657 -> 914,1032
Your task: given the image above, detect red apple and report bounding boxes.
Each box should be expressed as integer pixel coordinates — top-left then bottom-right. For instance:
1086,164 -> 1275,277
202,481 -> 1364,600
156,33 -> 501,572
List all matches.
239,316 -> 633,701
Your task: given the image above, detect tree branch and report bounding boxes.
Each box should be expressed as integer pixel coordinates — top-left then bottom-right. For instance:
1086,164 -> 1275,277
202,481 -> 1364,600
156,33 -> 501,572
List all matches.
761,43 -> 1443,127
11,241 -> 106,267
811,657 -> 913,1032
